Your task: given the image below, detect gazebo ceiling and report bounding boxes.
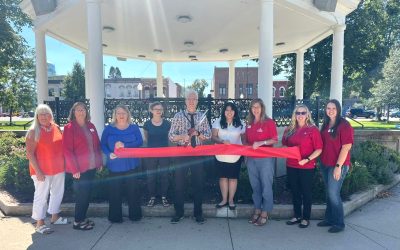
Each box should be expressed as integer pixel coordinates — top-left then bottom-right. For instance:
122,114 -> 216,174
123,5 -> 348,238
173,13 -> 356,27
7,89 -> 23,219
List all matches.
21,0 -> 360,62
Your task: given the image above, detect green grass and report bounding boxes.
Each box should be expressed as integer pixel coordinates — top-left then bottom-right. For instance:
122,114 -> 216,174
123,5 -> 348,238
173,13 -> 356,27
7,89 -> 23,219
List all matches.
347,119 -> 400,130
0,121 -> 32,130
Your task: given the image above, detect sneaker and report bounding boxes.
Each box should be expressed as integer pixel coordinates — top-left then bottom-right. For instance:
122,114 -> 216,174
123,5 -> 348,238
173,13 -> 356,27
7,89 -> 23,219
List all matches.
317,220 -> 331,227
147,197 -> 156,207
328,226 -> 344,233
298,220 -> 310,228
161,197 -> 170,207
170,216 -> 184,224
195,216 -> 206,224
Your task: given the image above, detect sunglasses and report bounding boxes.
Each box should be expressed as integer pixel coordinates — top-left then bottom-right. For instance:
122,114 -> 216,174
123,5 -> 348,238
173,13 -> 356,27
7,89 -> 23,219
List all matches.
295,111 -> 307,116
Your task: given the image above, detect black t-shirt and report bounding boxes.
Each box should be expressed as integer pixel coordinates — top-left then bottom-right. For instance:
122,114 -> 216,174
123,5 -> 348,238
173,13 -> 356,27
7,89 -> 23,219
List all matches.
143,119 -> 171,147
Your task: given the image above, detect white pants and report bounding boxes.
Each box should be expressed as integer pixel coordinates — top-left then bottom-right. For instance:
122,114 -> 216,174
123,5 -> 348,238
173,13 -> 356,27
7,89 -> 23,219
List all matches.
31,172 -> 65,221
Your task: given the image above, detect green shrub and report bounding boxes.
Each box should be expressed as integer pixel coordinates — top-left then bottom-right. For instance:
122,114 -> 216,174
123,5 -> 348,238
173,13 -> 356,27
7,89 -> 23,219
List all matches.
341,161 -> 372,198
351,141 -> 399,185
312,167 -> 326,203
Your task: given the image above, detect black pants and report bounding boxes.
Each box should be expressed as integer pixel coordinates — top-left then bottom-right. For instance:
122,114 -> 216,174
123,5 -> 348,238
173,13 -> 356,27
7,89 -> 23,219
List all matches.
287,167 -> 314,220
173,156 -> 205,218
108,168 -> 142,222
145,157 -> 170,197
73,169 -> 96,222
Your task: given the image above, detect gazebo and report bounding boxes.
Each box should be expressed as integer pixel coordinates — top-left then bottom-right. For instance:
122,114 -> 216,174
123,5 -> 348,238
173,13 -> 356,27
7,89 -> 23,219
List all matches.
21,0 -> 360,131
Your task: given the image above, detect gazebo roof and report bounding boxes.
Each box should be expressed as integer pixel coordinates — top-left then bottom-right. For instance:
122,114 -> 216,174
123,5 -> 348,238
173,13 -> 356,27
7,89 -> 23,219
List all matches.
21,0 -> 360,62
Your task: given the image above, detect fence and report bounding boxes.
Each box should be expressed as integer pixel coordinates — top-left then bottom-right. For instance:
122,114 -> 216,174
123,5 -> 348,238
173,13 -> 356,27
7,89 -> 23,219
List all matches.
45,96 -> 325,128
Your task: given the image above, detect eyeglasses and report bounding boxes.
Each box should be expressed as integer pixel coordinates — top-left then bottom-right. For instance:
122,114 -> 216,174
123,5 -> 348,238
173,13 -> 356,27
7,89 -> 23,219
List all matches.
152,108 -> 163,111
295,111 -> 307,116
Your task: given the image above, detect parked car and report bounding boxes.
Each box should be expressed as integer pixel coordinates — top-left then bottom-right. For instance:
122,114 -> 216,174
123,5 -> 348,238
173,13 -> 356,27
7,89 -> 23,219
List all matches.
346,108 -> 375,119
390,111 -> 400,118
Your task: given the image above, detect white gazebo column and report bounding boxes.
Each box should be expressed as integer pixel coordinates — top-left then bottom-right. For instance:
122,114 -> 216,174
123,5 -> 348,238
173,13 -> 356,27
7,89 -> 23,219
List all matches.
295,49 -> 305,100
258,0 -> 274,116
34,29 -> 48,104
86,0 -> 104,132
330,24 -> 346,105
228,60 -> 236,99
156,61 -> 163,97
84,52 -> 90,99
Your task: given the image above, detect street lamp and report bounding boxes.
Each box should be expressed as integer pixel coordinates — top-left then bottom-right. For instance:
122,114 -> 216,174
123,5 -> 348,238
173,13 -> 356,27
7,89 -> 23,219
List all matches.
137,83 -> 143,99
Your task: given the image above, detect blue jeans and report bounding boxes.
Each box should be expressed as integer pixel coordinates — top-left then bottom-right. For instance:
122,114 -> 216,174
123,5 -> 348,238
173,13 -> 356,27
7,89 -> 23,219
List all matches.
246,157 -> 276,212
320,164 -> 349,229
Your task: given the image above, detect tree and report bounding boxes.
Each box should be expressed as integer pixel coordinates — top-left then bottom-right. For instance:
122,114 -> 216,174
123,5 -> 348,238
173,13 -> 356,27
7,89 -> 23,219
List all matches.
274,0 -> 400,99
370,47 -> 400,112
188,79 -> 209,98
0,0 -> 35,123
108,66 -> 122,78
62,62 -> 85,101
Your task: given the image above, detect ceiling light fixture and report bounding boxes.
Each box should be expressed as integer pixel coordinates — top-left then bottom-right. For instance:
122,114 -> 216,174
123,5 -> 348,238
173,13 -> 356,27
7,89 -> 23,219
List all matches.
188,55 -> 196,59
138,55 -> 146,58
103,26 -> 115,32
184,41 -> 194,47
275,42 -> 285,46
153,49 -> 163,54
177,15 -> 192,23
219,48 -> 228,53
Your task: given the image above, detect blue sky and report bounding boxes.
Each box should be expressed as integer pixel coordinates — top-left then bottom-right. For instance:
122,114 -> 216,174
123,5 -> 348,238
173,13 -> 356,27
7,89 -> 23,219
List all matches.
21,27 -> 285,91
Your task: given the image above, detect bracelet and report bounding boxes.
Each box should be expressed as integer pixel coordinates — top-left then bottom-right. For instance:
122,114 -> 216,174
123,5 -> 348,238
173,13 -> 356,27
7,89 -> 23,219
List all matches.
306,157 -> 311,161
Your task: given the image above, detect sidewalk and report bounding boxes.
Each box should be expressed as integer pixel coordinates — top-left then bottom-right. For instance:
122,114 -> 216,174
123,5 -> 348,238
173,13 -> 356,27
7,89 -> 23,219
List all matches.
1,184 -> 400,250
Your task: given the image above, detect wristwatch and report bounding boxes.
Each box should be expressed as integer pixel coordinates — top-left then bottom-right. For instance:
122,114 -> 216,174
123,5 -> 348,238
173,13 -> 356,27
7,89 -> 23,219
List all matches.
335,163 -> 340,168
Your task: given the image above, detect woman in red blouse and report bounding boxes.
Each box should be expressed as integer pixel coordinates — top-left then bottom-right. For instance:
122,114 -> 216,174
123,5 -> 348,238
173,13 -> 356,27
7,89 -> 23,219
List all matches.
245,98 -> 278,226
282,104 -> 322,228
318,99 -> 353,233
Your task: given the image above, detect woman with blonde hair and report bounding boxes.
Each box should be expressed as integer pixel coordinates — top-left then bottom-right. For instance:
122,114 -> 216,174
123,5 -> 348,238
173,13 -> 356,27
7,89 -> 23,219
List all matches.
245,98 -> 278,226
63,102 -> 103,230
101,105 -> 143,223
282,104 -> 322,228
26,104 -> 67,234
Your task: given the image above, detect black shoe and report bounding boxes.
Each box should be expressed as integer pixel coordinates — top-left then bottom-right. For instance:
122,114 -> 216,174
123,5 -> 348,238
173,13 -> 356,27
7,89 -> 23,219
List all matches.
298,220 -> 309,228
170,216 -> 184,224
286,217 -> 301,225
215,202 -> 228,209
328,226 -> 344,233
317,220 -> 331,227
195,216 -> 206,224
228,204 -> 236,211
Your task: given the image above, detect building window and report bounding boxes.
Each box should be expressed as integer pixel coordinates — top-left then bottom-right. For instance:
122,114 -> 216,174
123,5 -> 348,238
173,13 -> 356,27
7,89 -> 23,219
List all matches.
48,88 -> 55,97
247,84 -> 253,96
153,87 -> 157,97
219,84 -> 226,97
273,87 -> 276,97
144,87 -> 150,98
239,84 -> 243,96
279,87 -> 285,97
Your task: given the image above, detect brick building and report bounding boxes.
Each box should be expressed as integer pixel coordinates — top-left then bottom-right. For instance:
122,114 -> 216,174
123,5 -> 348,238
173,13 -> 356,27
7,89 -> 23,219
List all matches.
213,67 -> 288,99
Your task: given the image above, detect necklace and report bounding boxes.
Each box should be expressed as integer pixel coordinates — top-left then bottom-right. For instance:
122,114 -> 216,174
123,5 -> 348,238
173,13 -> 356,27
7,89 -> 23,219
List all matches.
41,124 -> 52,132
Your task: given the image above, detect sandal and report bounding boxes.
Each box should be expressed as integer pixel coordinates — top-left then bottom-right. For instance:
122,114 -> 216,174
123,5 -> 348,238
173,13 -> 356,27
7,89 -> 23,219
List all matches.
35,225 -> 54,234
161,197 -> 170,207
299,220 -> 310,228
286,217 -> 301,225
147,197 -> 156,207
51,216 -> 69,225
73,221 -> 94,231
248,214 -> 260,224
254,215 -> 268,226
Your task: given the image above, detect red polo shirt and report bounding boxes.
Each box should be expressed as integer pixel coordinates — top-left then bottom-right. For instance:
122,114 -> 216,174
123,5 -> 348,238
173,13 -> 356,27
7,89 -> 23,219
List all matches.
282,125 -> 323,169
320,119 -> 354,167
245,118 -> 278,146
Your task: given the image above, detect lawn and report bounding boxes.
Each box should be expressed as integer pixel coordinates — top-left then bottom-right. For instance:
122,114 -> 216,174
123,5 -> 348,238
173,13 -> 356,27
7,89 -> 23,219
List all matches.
348,119 -> 400,130
0,121 -> 33,130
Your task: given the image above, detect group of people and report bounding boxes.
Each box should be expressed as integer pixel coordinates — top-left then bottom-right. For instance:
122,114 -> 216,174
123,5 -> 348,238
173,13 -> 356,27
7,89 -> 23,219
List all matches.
25,89 -> 353,235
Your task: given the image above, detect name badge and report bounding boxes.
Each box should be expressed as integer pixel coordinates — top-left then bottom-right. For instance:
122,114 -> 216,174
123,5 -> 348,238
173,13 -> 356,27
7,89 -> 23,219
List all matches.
257,128 -> 263,133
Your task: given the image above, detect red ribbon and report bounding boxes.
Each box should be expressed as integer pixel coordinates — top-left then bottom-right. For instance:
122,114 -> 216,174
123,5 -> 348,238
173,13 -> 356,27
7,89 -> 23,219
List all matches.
115,144 -> 301,160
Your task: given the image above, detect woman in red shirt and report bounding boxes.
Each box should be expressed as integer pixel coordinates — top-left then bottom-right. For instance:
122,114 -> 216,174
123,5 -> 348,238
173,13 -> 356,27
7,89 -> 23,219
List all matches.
282,104 -> 322,228
245,98 -> 278,226
318,99 -> 353,233
26,104 -> 67,234
63,102 -> 103,230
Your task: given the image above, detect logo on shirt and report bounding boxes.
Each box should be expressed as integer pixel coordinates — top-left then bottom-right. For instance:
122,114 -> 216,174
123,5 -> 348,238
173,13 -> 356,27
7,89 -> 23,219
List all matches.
90,128 -> 95,133
257,128 -> 263,133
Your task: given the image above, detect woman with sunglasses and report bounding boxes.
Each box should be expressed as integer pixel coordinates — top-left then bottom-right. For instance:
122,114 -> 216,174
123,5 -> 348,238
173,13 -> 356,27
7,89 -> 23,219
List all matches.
318,99 -> 353,233
282,104 -> 322,228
